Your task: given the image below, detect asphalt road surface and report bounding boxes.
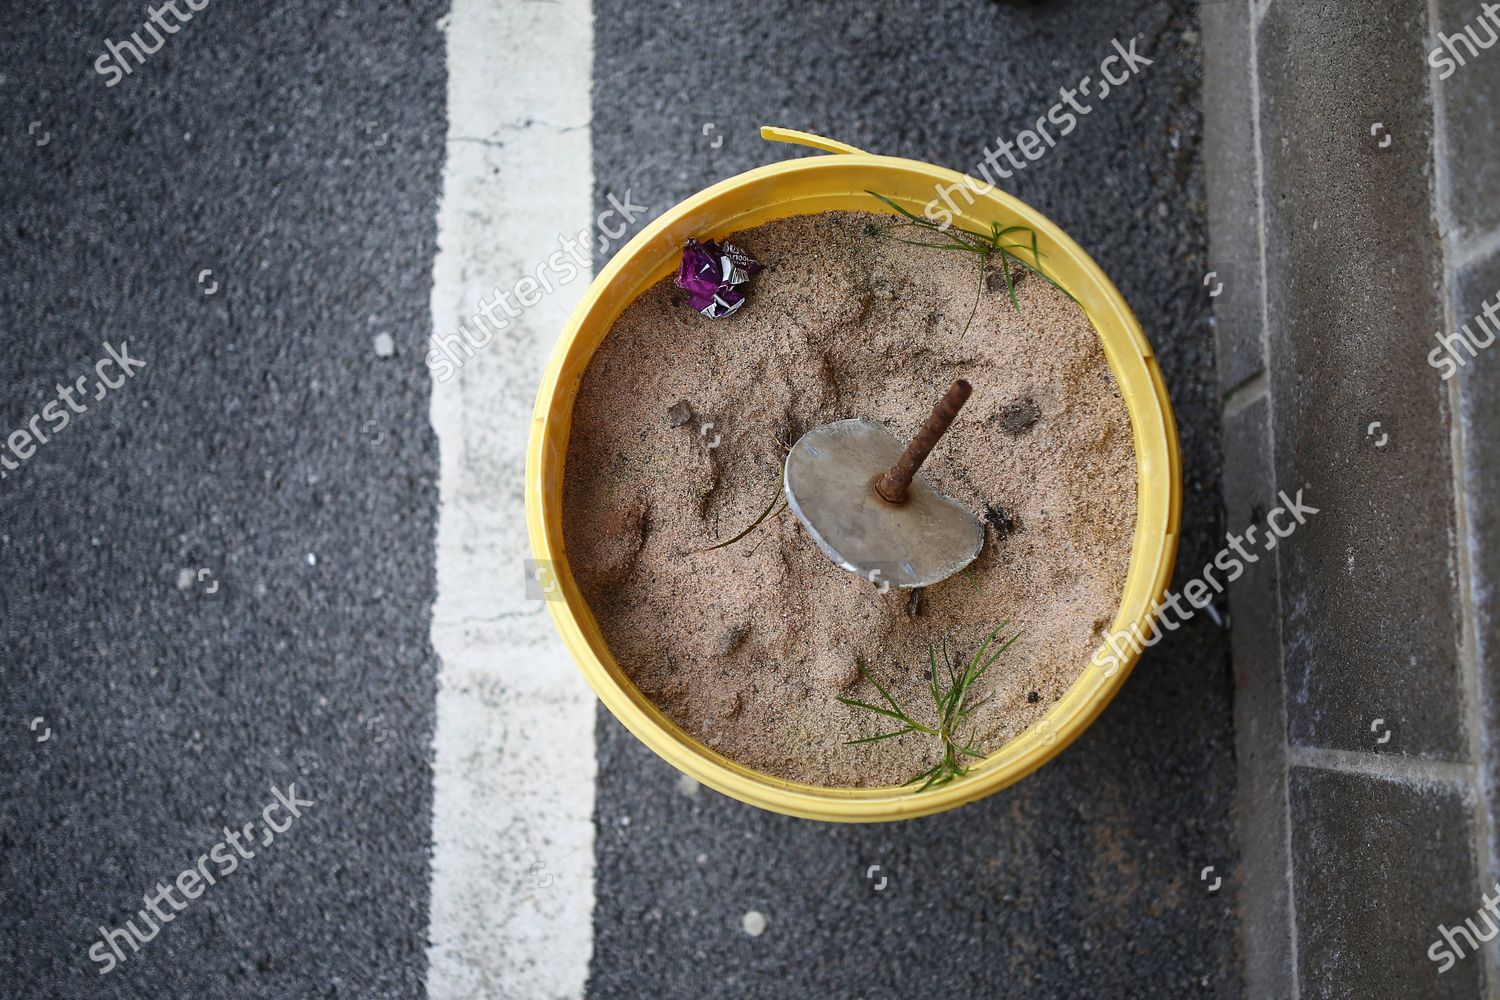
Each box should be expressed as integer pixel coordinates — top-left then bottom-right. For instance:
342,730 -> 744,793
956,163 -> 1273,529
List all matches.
1,1 -> 1236,997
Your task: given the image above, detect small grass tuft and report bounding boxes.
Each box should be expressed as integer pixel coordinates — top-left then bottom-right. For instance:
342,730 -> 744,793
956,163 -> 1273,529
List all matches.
864,191 -> 1077,340
838,624 -> 1020,791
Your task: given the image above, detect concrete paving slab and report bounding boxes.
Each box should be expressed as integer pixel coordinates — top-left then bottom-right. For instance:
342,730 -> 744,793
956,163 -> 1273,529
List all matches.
1258,0 -> 1465,760
1289,765 -> 1481,998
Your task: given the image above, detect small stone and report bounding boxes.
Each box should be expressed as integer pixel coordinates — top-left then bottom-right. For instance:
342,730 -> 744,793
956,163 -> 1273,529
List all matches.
676,773 -> 700,798
305,553 -> 318,567
997,397 -> 1041,435
696,852 -> 708,865
176,568 -> 196,590
742,910 -> 767,937
667,400 -> 694,428
715,624 -> 750,657
1027,691 -> 1040,704
372,333 -> 396,357
984,503 -> 1018,540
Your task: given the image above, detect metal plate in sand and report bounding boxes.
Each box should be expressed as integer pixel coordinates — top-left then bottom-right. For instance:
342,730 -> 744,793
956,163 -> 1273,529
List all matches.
783,418 -> 984,589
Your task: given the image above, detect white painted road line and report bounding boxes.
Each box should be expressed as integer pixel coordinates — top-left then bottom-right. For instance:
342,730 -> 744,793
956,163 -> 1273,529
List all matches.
426,2 -> 596,998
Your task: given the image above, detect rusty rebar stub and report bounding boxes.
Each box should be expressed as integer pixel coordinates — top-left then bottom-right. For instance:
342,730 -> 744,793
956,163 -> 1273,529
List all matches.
875,379 -> 972,505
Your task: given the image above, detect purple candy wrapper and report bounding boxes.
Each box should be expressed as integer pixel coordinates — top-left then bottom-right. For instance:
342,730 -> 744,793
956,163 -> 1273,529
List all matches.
674,238 -> 763,318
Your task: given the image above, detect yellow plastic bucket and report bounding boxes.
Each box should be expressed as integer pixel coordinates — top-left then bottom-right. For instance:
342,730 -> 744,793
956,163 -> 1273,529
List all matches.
525,127 -> 1181,822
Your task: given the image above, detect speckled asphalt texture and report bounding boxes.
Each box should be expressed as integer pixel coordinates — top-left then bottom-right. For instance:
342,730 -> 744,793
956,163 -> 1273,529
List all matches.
587,1 -> 1236,998
1,1 -> 1236,997
1,3 -> 446,997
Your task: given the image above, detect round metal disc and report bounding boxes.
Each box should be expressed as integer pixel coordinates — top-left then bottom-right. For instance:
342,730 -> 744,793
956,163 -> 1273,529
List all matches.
783,418 -> 984,589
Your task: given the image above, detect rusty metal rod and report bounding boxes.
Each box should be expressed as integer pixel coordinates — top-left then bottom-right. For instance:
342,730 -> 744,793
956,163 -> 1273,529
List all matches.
875,378 -> 972,505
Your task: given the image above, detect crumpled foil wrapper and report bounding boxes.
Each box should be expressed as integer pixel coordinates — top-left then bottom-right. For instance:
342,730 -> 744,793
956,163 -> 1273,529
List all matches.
674,237 -> 763,318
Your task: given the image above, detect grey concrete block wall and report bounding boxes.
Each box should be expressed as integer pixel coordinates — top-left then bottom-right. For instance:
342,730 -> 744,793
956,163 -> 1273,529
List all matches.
1456,254 -> 1500,872
1289,767 -> 1481,999
1436,0 -> 1500,242
1437,0 -> 1500,894
1223,395 -> 1294,998
1201,0 -> 1267,394
1258,0 -> 1461,759
1204,0 -> 1500,996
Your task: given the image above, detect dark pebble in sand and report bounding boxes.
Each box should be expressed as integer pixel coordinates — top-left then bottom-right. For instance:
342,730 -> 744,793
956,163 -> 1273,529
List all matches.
997,397 -> 1041,435
984,503 -> 1019,539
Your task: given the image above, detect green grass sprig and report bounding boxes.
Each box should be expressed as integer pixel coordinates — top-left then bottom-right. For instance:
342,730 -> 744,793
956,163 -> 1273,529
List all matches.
865,191 -> 1077,340
839,624 -> 1020,791
698,458 -> 787,552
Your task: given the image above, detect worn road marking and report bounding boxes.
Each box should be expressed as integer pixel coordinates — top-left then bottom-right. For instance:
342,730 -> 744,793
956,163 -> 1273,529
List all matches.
427,1 -> 595,997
